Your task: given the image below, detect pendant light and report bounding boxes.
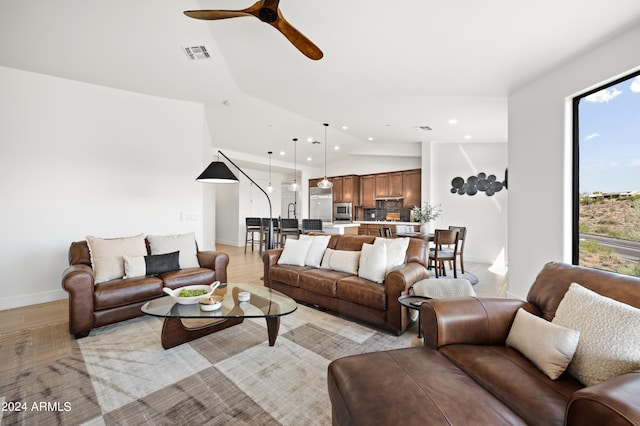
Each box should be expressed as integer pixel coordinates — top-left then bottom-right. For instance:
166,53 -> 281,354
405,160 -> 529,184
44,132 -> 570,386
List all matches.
267,151 -> 274,193
287,138 -> 299,191
317,123 -> 333,189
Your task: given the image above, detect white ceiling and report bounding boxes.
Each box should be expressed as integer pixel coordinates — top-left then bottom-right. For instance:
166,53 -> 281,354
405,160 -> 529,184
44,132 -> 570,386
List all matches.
2,0 -> 640,171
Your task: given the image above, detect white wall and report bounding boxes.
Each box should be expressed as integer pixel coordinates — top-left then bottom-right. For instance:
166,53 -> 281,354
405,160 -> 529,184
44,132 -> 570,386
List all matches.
430,142 -> 508,266
508,25 -> 640,299
0,66 -> 207,309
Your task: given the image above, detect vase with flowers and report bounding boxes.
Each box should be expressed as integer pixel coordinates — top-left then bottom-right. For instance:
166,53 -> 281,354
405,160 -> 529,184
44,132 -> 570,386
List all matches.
412,202 -> 442,235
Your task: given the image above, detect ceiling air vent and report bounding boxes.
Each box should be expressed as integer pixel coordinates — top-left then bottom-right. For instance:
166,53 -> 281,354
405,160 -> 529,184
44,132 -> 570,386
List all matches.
183,46 -> 211,61
415,125 -> 433,131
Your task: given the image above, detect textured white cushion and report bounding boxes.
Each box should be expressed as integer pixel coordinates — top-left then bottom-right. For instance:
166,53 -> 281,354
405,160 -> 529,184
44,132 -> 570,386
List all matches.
358,243 -> 387,283
412,278 -> 476,298
146,232 -> 200,269
329,250 -> 361,275
86,234 -> 147,284
299,234 -> 331,267
552,282 -> 640,386
374,237 -> 410,273
507,308 -> 580,380
277,238 -> 312,266
123,255 -> 146,278
320,248 -> 334,269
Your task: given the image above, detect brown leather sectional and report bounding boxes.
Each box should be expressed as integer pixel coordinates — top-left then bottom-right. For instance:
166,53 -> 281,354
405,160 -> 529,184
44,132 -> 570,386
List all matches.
328,262 -> 640,425
61,240 -> 229,338
263,234 -> 429,335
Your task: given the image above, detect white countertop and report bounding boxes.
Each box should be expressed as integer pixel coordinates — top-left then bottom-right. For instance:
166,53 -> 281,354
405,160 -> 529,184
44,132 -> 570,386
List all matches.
355,221 -> 417,226
322,222 -> 361,228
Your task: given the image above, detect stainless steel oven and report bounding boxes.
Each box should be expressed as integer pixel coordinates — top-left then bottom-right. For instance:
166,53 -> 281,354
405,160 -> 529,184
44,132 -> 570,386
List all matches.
334,202 -> 352,221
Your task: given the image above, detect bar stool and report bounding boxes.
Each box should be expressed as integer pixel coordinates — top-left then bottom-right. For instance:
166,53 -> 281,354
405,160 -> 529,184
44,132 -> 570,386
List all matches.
279,218 -> 300,247
245,217 -> 262,253
302,219 -> 323,234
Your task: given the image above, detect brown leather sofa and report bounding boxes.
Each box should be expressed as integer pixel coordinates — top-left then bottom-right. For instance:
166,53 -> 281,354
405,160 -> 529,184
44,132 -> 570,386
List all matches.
263,234 -> 429,335
61,240 -> 229,338
328,262 -> 640,425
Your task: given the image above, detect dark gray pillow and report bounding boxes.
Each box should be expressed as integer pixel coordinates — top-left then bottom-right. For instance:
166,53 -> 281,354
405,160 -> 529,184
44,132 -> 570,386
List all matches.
145,251 -> 180,275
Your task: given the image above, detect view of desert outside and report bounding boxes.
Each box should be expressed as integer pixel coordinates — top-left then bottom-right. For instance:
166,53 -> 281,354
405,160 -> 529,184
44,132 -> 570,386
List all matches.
578,73 -> 640,277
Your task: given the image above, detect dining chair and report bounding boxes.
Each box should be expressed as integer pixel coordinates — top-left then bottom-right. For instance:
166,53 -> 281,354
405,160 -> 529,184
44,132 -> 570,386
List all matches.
428,229 -> 459,278
245,217 -> 262,254
448,226 -> 467,274
279,218 -> 300,247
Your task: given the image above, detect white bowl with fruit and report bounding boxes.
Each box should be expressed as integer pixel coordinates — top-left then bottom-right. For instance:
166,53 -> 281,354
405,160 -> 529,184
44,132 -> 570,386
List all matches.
163,281 -> 220,305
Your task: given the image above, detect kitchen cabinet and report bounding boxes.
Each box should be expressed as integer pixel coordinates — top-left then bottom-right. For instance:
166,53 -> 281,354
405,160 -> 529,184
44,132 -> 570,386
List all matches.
389,172 -> 403,197
308,178 -> 322,189
360,175 -> 375,207
375,174 -> 389,198
403,169 -> 421,208
341,175 -> 359,204
332,177 -> 343,203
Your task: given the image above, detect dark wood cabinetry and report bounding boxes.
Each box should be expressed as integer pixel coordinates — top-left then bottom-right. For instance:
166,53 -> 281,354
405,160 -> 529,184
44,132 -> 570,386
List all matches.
389,172 -> 403,197
311,169 -> 420,211
402,169 -> 421,208
360,175 -> 375,208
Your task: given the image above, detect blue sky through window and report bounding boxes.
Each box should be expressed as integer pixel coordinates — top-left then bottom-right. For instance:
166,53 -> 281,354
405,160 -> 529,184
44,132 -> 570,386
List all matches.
579,75 -> 640,194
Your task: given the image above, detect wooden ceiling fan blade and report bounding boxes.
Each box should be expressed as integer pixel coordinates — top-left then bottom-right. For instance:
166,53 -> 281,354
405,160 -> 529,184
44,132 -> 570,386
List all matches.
271,15 -> 323,60
183,10 -> 252,20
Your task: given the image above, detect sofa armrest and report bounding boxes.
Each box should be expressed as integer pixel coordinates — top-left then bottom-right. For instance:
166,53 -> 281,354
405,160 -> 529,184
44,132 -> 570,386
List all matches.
262,249 -> 284,286
196,251 -> 229,283
421,297 -> 528,349
384,263 -> 429,296
566,371 -> 640,425
61,264 -> 95,337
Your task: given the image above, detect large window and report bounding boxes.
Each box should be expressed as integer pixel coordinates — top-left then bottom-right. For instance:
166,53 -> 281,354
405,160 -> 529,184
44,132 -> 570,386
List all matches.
573,70 -> 640,277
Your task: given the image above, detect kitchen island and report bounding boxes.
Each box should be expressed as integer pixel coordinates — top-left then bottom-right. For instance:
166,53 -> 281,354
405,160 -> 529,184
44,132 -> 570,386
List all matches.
321,222 -> 361,235
355,221 -> 419,236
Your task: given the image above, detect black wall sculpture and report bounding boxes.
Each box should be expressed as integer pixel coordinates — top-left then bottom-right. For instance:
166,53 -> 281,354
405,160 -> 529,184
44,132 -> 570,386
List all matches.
451,169 -> 508,196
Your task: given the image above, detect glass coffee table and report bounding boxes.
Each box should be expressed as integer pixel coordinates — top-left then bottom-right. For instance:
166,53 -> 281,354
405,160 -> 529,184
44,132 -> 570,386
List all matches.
142,282 -> 297,349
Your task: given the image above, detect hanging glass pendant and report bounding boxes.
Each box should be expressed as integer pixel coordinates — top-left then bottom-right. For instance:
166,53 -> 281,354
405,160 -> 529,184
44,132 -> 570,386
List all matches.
317,123 -> 333,188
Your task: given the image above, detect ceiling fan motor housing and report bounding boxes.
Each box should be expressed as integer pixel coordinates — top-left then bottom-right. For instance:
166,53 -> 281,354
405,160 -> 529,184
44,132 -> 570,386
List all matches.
258,8 -> 278,22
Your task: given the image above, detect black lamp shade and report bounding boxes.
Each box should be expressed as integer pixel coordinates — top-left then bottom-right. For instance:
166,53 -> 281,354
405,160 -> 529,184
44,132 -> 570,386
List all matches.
196,161 -> 239,183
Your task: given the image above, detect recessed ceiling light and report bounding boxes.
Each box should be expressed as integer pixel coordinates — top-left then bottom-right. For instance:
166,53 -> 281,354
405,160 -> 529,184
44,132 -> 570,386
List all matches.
368,137 -> 374,141
280,151 -> 285,156
464,134 -> 472,139
307,137 -> 314,143
448,119 -> 458,125
334,146 -> 340,151
342,125 -> 349,130
306,157 -> 312,162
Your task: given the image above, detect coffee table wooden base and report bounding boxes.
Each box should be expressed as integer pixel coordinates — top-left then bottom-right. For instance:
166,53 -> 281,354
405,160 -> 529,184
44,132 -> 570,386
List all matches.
160,315 -> 281,349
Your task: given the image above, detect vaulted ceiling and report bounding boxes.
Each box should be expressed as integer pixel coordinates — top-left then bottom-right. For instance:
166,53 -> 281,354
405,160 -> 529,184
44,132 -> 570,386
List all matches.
2,0 -> 640,170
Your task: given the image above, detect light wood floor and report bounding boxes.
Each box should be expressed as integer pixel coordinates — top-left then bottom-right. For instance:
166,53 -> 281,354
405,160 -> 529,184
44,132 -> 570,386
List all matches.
0,243 -> 507,335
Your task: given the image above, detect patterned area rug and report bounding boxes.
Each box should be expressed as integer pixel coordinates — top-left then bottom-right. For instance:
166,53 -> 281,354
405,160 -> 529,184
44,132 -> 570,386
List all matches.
0,304 -> 415,425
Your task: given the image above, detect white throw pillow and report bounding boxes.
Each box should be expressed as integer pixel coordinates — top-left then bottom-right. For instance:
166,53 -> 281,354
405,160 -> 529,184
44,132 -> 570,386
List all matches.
358,243 -> 387,283
299,234 -> 331,267
146,232 -> 199,269
329,250 -> 361,275
320,248 -> 334,269
123,255 -> 146,278
277,238 -> 312,267
374,237 -> 410,273
552,282 -> 640,387
86,234 -> 147,284
506,308 -> 580,380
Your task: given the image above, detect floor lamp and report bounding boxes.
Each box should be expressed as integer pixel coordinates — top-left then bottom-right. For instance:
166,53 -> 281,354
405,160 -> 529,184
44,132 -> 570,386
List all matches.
197,150 -> 275,250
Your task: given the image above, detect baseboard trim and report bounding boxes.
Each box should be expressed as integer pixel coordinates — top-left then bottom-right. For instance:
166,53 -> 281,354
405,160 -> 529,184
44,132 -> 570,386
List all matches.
0,289 -> 67,310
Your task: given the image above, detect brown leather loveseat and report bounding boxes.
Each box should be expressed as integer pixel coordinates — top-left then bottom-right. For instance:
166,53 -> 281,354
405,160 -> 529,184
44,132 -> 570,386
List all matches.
62,238 -> 228,338
263,234 -> 429,335
328,262 -> 640,425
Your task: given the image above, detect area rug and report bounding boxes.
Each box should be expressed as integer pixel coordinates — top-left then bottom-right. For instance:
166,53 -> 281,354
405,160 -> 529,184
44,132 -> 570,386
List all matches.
0,304 -> 414,425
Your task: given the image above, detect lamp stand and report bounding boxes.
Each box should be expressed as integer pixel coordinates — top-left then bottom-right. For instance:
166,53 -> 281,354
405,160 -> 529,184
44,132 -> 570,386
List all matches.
217,151 -> 274,250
